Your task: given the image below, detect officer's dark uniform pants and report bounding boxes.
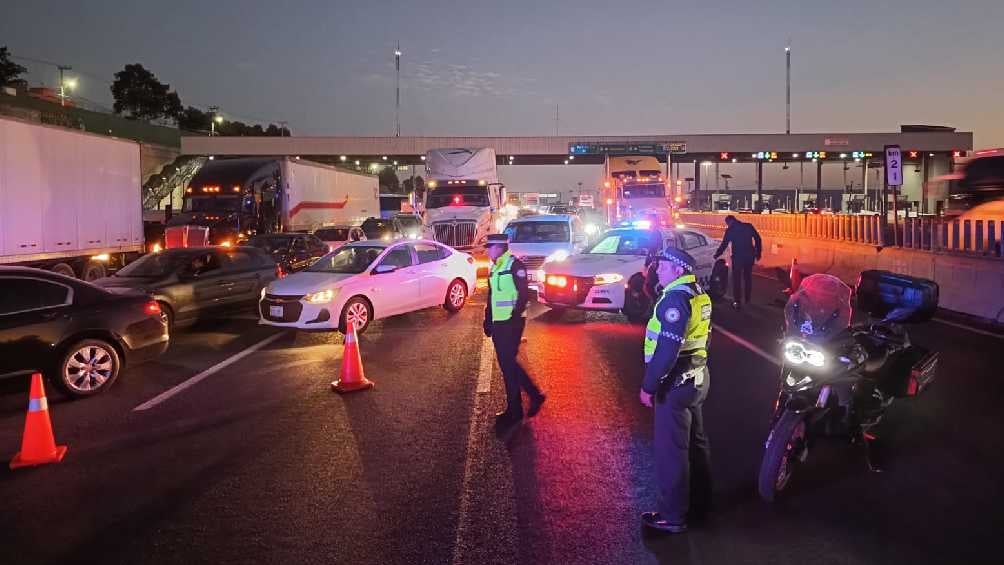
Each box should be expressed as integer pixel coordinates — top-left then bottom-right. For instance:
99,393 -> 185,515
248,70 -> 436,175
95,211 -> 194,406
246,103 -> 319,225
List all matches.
732,259 -> 754,304
654,367 -> 712,524
492,317 -> 542,417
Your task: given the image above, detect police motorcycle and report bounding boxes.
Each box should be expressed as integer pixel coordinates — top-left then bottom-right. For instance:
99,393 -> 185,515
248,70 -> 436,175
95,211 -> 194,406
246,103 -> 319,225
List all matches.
757,271 -> 940,502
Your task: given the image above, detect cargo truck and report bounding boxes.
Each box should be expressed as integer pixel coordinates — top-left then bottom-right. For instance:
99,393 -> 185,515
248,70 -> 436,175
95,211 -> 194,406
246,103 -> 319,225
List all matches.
0,115 -> 144,280
423,148 -> 511,250
603,155 -> 672,226
167,157 -> 379,245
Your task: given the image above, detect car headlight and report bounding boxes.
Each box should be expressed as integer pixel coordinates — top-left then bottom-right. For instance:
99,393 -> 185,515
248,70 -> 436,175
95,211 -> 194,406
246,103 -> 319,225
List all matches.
593,273 -> 624,285
545,250 -> 569,263
305,288 -> 337,304
584,223 -> 599,235
783,341 -> 825,367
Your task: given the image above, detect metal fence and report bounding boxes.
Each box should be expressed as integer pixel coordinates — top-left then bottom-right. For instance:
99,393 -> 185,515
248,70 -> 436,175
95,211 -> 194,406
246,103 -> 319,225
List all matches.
679,212 -> 1004,258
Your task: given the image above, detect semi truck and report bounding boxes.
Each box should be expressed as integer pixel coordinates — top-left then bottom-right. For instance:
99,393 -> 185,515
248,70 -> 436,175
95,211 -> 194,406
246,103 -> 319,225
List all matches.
423,148 -> 511,250
167,157 -> 379,245
603,155 -> 672,226
0,115 -> 144,280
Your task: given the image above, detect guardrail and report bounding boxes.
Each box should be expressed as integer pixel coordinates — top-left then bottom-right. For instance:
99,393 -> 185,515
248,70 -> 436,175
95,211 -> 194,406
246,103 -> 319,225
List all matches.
680,212 -> 1004,258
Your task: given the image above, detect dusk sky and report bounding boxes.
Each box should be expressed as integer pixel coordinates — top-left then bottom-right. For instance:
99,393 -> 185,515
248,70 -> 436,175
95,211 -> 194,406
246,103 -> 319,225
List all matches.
3,0 -> 1002,192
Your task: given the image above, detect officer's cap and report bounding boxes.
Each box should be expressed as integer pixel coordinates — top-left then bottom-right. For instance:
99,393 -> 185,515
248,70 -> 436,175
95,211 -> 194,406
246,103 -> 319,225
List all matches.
485,233 -> 509,246
656,247 -> 697,273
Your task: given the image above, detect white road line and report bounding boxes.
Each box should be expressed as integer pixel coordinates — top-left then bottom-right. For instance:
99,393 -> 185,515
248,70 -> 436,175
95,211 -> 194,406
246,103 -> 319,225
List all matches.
714,325 -> 782,366
933,318 -> 1004,340
452,336 -> 495,565
133,332 -> 286,412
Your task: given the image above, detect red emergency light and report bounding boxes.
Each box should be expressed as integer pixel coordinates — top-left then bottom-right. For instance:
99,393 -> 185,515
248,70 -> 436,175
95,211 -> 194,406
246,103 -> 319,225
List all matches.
452,195 -> 462,205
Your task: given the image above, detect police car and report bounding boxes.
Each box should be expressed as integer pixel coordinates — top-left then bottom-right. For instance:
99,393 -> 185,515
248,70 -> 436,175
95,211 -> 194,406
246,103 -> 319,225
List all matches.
537,223 -> 727,322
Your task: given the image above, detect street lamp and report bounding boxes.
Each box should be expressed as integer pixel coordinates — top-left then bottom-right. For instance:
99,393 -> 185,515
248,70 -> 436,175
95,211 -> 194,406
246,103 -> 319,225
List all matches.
58,65 -> 76,107
208,106 -> 223,136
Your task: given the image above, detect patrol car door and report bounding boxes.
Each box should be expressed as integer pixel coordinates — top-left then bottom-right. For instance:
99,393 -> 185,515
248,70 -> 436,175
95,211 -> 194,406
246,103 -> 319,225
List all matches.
677,231 -> 716,280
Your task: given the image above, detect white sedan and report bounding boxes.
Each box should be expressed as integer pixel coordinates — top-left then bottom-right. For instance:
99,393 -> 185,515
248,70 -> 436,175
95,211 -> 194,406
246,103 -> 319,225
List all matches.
259,239 -> 477,333
537,227 -> 727,322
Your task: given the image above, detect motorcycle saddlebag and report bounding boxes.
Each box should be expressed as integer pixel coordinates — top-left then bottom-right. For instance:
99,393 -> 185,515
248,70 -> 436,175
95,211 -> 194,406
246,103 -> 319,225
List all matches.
856,270 -> 939,323
882,346 -> 939,397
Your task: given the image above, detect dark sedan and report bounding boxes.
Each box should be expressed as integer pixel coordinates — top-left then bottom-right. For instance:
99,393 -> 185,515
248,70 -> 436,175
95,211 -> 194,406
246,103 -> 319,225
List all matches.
93,247 -> 278,330
0,267 -> 169,398
242,233 -> 329,273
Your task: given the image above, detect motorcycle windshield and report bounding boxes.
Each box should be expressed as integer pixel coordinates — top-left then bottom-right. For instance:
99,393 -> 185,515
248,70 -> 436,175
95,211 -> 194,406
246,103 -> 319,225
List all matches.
784,274 -> 853,342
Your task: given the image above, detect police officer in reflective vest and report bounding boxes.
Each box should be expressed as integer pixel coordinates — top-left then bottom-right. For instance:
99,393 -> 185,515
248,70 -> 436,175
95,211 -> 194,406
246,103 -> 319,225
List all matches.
484,233 -> 546,431
639,247 -> 713,534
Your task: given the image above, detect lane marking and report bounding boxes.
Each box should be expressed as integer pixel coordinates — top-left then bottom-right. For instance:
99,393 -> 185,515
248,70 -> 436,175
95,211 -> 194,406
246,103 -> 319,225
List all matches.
133,332 -> 286,412
933,317 -> 1004,340
714,325 -> 782,366
476,335 -> 494,393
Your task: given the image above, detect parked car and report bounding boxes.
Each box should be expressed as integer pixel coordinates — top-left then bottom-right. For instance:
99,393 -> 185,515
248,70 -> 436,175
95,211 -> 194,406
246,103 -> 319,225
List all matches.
538,226 -> 727,322
259,239 -> 477,333
242,233 -> 329,272
360,217 -> 401,241
502,214 -> 590,291
93,247 -> 279,330
314,226 -> 366,253
0,267 -> 169,398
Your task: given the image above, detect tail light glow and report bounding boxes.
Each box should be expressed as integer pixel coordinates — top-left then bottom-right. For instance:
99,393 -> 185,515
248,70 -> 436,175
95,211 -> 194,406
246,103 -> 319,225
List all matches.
275,264 -> 287,279
546,275 -> 568,288
144,300 -> 162,317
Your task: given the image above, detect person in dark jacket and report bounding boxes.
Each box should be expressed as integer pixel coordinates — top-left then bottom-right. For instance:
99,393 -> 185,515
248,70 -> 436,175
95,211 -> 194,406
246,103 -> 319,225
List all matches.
714,215 -> 762,310
484,234 -> 545,432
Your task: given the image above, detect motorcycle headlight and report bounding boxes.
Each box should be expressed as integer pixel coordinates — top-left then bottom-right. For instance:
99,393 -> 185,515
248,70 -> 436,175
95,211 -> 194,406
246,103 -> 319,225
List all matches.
593,273 -> 624,285
545,250 -> 569,263
305,288 -> 337,304
784,341 -> 825,367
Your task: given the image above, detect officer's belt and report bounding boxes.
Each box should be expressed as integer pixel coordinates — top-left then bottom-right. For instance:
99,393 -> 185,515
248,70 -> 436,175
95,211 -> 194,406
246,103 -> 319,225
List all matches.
660,354 -> 707,389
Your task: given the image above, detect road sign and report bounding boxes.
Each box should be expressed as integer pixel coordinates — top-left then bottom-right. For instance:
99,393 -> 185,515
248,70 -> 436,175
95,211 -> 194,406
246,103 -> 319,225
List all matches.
568,142 -> 687,155
578,194 -> 594,208
884,145 -> 902,186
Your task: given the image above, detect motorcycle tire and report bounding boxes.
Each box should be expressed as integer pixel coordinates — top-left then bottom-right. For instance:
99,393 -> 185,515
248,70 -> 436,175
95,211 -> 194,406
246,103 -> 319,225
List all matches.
622,273 -> 653,324
757,410 -> 808,502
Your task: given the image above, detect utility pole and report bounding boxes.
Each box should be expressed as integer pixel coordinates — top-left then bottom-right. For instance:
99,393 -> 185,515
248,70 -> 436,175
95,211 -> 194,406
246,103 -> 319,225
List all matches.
208,106 -> 219,136
58,65 -> 72,107
785,42 -> 791,134
278,121 -> 288,137
555,104 -> 559,136
394,42 -> 402,137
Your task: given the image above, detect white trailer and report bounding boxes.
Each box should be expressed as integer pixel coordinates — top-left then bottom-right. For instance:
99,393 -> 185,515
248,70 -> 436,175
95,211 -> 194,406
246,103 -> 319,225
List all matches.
281,159 -> 378,231
0,115 -> 143,280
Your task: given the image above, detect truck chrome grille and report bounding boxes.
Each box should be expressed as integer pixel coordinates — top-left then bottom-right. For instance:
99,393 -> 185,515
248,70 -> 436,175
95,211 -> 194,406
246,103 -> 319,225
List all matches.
433,221 -> 477,248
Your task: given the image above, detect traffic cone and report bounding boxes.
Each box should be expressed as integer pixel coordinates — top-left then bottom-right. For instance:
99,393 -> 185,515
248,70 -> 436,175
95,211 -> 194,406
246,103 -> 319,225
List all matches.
786,258 -> 803,295
10,373 -> 68,470
331,323 -> 374,393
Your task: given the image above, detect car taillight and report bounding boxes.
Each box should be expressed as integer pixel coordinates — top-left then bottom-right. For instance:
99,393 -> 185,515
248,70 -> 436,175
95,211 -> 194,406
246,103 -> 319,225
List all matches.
275,264 -> 286,279
144,300 -> 162,317
546,275 -> 568,288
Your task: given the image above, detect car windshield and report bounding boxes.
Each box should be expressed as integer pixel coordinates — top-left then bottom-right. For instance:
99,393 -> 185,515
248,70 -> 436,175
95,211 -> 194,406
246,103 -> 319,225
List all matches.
245,235 -> 293,253
395,216 -> 422,231
362,219 -> 394,239
585,230 -> 660,255
784,274 -> 853,342
427,188 -> 490,208
314,228 -> 350,241
115,252 -> 195,277
506,221 -> 570,243
306,246 -> 385,274
183,196 -> 242,212
623,185 -> 666,198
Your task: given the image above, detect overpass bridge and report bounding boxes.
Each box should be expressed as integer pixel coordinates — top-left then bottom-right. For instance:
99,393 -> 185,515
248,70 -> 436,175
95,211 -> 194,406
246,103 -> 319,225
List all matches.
182,130 -> 972,213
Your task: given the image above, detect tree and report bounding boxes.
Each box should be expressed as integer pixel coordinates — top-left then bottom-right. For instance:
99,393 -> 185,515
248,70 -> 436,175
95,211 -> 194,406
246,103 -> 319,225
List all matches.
177,106 -> 211,132
378,166 -> 401,193
110,63 -> 182,122
0,46 -> 28,88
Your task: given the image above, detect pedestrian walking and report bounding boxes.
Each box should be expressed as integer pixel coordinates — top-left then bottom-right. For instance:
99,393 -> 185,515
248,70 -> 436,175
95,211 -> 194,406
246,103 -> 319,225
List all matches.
714,215 -> 762,310
483,234 -> 546,433
639,247 -> 713,534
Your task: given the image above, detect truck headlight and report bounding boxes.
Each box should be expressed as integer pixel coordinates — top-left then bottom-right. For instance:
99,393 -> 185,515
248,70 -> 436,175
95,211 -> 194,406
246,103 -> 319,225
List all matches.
784,341 -> 825,367
593,273 -> 623,285
305,288 -> 337,304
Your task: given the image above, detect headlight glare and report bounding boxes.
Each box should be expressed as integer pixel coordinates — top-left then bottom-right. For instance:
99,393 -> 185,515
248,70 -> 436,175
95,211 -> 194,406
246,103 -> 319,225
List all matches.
545,250 -> 569,263
784,340 -> 825,367
593,273 -> 624,285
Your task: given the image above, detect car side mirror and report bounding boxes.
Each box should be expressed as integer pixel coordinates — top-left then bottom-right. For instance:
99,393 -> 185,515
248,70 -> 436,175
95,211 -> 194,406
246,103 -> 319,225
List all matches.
373,264 -> 398,274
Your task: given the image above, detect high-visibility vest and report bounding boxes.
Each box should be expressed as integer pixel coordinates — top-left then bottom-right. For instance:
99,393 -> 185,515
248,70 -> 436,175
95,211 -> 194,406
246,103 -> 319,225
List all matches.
489,251 -> 519,322
643,274 -> 711,363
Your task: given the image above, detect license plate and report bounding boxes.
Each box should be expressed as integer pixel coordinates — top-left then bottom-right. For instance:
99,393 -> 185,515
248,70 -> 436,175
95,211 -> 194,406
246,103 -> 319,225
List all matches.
269,305 -> 284,318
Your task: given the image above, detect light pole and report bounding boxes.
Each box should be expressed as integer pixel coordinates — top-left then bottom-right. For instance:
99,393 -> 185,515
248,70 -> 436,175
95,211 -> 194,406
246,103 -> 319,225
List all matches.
58,65 -> 74,107
394,42 -> 402,137
785,42 -> 791,134
208,106 -> 223,136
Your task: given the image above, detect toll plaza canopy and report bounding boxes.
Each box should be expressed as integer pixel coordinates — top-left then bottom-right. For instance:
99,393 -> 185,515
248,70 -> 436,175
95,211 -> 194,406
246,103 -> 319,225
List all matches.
181,130 -> 972,166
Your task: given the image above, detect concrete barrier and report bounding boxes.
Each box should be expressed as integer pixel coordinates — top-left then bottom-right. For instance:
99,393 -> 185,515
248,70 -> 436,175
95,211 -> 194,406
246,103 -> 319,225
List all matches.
692,223 -> 1004,323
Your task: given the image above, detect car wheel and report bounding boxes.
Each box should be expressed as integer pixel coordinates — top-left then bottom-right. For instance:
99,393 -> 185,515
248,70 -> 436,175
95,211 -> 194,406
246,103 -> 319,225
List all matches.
53,338 -> 122,398
444,279 -> 468,312
82,261 -> 107,281
49,262 -> 76,278
622,273 -> 653,324
340,296 -> 373,334
158,301 -> 175,335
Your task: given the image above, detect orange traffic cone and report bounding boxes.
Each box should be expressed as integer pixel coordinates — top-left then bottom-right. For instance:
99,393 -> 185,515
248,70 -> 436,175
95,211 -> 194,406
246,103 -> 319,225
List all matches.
331,323 -> 374,393
788,258 -> 802,294
10,373 -> 68,470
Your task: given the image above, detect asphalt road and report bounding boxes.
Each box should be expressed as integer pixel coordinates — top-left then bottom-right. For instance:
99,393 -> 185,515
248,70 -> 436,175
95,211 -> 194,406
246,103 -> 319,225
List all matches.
1,276 -> 1002,565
